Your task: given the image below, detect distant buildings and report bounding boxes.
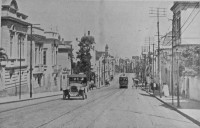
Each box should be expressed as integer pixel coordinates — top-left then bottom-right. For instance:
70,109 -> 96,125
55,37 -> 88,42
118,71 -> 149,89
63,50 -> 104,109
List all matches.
95,44 -> 115,88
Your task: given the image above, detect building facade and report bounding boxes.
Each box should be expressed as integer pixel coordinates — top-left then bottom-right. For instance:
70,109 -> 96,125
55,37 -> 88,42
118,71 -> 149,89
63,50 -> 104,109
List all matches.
1,0 -> 31,96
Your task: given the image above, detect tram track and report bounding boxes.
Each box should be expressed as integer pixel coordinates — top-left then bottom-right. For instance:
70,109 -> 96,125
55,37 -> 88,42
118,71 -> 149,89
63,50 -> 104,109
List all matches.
35,88 -> 124,128
86,89 -> 126,128
0,85 -> 114,114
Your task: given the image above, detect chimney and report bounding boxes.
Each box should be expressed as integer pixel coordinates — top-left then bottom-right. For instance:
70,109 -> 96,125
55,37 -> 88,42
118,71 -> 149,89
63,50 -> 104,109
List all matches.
88,31 -> 90,36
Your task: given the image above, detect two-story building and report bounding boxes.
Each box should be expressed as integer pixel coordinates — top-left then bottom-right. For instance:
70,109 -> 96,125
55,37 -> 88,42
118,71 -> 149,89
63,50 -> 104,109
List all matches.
1,0 -> 72,97
170,1 -> 200,101
27,26 -> 46,93
43,28 -> 62,91
1,0 -> 31,96
57,40 -> 72,90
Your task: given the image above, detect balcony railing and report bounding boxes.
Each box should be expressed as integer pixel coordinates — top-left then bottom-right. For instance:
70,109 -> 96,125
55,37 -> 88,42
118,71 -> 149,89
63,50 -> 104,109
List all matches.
33,64 -> 44,74
3,59 -> 27,69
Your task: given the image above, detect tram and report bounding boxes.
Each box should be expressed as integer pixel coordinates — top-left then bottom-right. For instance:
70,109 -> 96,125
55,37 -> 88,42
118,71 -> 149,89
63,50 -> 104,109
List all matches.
119,74 -> 128,88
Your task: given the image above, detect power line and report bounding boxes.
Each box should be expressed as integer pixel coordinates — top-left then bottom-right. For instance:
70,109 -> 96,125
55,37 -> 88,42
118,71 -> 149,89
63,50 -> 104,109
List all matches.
164,2 -> 199,46
182,8 -> 200,34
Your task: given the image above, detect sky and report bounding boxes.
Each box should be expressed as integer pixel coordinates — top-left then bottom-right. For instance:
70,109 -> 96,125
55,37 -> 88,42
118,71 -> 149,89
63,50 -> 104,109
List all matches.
17,0 -> 174,59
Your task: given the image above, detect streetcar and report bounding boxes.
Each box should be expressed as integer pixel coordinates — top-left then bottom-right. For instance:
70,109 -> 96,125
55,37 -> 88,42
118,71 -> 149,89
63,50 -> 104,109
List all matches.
119,74 -> 128,88
63,74 -> 88,100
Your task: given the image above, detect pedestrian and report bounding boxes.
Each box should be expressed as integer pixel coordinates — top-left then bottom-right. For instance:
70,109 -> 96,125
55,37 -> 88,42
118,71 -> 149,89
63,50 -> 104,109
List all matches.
162,83 -> 169,97
153,82 -> 156,94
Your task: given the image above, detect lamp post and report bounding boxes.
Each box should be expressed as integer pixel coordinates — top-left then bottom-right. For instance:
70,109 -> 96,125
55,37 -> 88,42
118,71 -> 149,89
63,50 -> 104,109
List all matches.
19,35 -> 22,99
30,24 -> 40,98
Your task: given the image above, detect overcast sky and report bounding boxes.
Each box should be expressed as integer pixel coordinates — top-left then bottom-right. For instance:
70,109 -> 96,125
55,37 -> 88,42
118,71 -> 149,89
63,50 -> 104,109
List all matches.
18,0 -> 174,59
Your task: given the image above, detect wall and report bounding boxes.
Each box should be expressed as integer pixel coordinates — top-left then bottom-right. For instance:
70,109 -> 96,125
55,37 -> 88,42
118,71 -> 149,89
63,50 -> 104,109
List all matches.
180,76 -> 200,101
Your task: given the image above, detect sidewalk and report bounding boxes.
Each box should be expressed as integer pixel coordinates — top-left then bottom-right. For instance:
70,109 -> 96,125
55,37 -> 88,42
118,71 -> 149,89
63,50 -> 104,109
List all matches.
146,89 -> 200,127
0,84 -> 107,105
0,74 -> 119,105
0,91 -> 63,104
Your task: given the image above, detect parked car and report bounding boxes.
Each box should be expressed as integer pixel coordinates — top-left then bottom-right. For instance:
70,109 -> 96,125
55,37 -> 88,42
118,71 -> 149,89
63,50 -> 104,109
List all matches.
63,74 -> 88,100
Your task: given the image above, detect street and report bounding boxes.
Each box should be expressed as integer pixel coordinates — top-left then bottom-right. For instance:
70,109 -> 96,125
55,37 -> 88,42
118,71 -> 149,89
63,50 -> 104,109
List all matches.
0,73 -> 199,128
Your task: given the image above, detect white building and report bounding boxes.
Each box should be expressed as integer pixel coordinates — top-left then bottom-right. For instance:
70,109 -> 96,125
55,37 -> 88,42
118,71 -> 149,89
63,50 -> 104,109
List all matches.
1,0 -> 31,95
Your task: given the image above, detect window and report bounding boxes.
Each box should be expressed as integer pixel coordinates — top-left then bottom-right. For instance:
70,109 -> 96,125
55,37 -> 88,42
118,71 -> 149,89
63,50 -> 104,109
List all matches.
35,48 -> 37,65
18,35 -> 20,58
10,35 -> 13,58
43,51 -> 46,65
22,38 -> 24,58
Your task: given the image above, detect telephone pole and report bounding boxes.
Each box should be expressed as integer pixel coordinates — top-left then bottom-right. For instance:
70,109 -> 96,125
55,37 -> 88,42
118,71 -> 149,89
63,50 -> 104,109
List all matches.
145,37 -> 154,76
149,7 -> 166,98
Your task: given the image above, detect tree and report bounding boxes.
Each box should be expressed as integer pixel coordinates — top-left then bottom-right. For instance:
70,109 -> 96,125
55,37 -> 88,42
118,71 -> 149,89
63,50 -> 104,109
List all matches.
182,46 -> 200,75
0,48 -> 8,60
0,48 -> 8,69
76,35 -> 95,79
0,48 -> 8,88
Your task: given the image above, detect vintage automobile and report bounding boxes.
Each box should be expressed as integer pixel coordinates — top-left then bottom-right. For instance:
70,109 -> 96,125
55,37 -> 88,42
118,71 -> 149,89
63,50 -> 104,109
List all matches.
63,74 -> 88,100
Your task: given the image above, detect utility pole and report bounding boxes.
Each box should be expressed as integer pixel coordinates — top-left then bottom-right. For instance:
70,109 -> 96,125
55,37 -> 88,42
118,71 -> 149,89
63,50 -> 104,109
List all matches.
152,43 -> 155,93
71,44 -> 73,75
19,35 -> 21,99
149,7 -> 166,98
29,24 -> 39,98
171,14 -> 174,105
145,37 -> 154,78
104,57 -> 105,85
30,24 -> 33,98
149,37 -> 151,66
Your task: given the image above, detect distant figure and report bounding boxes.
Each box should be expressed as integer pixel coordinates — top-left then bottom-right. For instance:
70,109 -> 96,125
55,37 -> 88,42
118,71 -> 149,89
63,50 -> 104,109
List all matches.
153,82 -> 156,93
162,83 -> 169,97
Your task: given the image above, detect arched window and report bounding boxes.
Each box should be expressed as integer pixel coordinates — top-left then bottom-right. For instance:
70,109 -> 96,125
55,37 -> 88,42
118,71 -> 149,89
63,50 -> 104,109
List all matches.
18,35 -> 21,58
10,33 -> 14,58
21,37 -> 25,58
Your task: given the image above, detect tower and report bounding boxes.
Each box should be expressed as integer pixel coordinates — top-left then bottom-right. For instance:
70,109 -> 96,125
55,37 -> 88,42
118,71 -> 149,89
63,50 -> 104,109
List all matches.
105,44 -> 108,56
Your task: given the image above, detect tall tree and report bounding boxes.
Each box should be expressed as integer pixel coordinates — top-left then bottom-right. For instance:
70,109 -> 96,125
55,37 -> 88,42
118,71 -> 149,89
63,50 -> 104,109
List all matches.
76,34 -> 95,79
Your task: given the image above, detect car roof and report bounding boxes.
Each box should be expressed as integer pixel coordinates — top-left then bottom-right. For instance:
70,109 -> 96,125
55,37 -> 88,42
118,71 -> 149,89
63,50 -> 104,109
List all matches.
68,74 -> 87,78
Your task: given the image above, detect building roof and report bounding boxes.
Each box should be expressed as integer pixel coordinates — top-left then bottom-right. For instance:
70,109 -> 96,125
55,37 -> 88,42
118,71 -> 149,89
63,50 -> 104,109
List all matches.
96,51 -> 105,60
2,0 -> 18,9
2,0 -> 28,20
170,1 -> 199,11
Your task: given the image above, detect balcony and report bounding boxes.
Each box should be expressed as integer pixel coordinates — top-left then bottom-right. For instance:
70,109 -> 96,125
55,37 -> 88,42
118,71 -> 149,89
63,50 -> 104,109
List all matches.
33,64 -> 44,74
52,65 -> 62,74
4,59 -> 27,69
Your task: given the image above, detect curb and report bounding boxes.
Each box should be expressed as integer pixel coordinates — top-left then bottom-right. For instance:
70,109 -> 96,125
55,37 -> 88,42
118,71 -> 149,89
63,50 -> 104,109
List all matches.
0,85 -> 108,105
0,93 -> 62,105
147,91 -> 200,127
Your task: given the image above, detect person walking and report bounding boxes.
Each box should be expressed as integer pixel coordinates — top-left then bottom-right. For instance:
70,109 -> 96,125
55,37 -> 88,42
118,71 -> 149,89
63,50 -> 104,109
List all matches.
162,83 -> 169,97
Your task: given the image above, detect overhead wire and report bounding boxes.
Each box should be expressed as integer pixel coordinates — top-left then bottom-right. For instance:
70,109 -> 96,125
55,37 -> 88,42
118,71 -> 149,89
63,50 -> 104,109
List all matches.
164,2 -> 199,46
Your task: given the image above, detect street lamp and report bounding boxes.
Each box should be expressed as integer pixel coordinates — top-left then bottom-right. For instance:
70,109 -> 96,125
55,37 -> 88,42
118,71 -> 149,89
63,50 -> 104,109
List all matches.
30,24 -> 40,98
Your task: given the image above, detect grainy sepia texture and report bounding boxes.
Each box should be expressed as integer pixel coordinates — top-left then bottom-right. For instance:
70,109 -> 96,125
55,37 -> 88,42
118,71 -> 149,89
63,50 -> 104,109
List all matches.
0,0 -> 200,128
